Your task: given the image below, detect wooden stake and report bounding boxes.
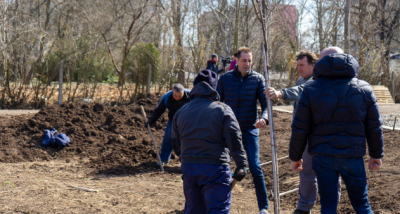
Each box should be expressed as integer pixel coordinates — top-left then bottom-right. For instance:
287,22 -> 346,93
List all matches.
67,185 -> 98,192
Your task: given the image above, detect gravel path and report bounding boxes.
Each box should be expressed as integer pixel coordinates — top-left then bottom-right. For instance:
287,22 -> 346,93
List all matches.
0,110 -> 40,116
381,113 -> 400,129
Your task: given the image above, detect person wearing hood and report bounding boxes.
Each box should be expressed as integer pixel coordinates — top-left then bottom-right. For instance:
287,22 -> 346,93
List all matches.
171,69 -> 248,214
146,83 -> 191,166
206,54 -> 225,75
289,47 -> 384,213
265,50 -> 341,214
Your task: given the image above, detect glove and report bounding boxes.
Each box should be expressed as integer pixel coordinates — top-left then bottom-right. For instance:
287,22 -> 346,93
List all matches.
232,166 -> 247,182
145,120 -> 153,128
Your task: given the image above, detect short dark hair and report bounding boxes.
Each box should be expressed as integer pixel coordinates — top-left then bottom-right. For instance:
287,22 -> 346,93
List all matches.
237,47 -> 252,59
172,83 -> 184,93
296,51 -> 317,65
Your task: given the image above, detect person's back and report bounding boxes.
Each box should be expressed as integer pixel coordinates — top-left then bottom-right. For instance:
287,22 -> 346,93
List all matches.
172,70 -> 247,214
173,82 -> 246,165
290,51 -> 383,213
290,53 -> 383,159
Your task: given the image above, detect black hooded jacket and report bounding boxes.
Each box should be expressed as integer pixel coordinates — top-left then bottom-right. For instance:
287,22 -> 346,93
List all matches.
171,82 -> 247,167
289,53 -> 384,161
206,60 -> 224,75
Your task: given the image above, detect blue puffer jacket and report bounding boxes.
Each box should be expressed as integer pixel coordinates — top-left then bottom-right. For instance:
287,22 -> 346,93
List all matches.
217,67 -> 268,130
289,53 -> 384,161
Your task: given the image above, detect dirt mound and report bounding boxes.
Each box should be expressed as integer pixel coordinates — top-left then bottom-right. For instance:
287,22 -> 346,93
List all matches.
0,93 -> 177,174
1,94 -> 400,212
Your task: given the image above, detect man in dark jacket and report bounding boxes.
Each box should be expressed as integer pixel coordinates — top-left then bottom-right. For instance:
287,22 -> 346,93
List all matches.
206,53 -> 224,75
217,47 -> 269,214
290,47 -> 384,213
266,51 -> 341,214
147,83 -> 190,165
172,69 -> 248,214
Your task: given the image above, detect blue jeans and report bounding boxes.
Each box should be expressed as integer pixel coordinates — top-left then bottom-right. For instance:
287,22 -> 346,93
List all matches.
160,120 -> 173,163
181,163 -> 231,214
297,145 -> 341,211
313,155 -> 373,214
242,129 -> 269,211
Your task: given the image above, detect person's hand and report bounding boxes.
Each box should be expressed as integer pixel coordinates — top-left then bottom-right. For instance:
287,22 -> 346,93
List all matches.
145,120 -> 153,128
291,160 -> 303,172
264,87 -> 282,100
368,158 -> 382,171
255,119 -> 267,128
232,166 -> 247,182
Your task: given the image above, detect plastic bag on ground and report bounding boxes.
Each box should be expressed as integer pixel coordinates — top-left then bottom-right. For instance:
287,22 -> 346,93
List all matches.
55,133 -> 70,148
41,128 -> 57,147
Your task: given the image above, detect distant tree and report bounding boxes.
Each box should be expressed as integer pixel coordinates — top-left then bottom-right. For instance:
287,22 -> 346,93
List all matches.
127,43 -> 161,95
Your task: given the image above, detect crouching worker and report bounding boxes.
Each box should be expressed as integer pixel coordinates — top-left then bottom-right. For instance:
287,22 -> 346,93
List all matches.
172,69 -> 248,214
146,83 -> 191,166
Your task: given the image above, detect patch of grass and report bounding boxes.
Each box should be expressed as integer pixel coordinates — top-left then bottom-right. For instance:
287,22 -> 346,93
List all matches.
2,180 -> 16,187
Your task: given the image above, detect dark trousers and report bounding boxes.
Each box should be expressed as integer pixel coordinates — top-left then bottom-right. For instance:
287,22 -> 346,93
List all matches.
181,163 -> 231,214
313,155 -> 373,214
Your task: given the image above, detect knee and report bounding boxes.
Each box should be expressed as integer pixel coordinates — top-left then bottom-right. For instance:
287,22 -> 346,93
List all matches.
248,165 -> 263,178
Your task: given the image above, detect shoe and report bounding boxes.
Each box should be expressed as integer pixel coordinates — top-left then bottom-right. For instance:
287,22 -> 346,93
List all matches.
259,209 -> 269,214
292,209 -> 310,214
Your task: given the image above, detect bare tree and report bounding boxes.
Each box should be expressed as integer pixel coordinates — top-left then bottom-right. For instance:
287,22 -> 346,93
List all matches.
82,0 -> 155,87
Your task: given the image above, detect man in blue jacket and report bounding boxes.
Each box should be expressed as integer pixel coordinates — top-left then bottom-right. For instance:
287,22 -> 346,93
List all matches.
290,47 -> 384,213
172,69 -> 248,214
266,50 -> 341,214
217,47 -> 269,214
147,83 -> 190,165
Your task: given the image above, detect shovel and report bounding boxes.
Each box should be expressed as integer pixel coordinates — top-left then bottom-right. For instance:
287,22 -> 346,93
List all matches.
140,105 -> 164,172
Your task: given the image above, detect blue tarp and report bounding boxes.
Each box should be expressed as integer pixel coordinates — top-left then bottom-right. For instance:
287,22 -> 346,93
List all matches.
41,128 -> 70,148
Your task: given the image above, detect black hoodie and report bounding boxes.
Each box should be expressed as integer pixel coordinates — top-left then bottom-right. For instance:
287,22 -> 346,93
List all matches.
171,82 -> 247,167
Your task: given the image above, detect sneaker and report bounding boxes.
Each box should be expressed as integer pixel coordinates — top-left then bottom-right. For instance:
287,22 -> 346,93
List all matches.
259,209 -> 269,214
292,209 -> 310,214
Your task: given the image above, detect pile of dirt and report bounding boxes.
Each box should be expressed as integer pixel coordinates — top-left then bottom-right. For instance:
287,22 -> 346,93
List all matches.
1,94 -> 400,213
0,94 -> 176,174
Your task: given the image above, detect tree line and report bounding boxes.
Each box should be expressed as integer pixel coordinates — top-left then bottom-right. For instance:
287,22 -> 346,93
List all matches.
0,0 -> 399,108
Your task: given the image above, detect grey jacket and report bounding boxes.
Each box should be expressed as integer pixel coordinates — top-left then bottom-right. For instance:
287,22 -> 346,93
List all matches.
281,76 -> 313,113
171,82 -> 247,167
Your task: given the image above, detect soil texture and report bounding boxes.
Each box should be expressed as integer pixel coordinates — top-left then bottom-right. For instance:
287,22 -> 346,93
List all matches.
0,94 -> 399,213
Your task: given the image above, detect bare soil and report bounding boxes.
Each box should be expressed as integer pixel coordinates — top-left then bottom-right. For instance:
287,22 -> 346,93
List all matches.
0,94 -> 399,213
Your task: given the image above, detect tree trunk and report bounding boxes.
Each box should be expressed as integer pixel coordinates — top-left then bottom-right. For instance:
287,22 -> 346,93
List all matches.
344,0 -> 351,53
172,0 -> 185,86
317,0 -> 324,52
233,0 -> 241,52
